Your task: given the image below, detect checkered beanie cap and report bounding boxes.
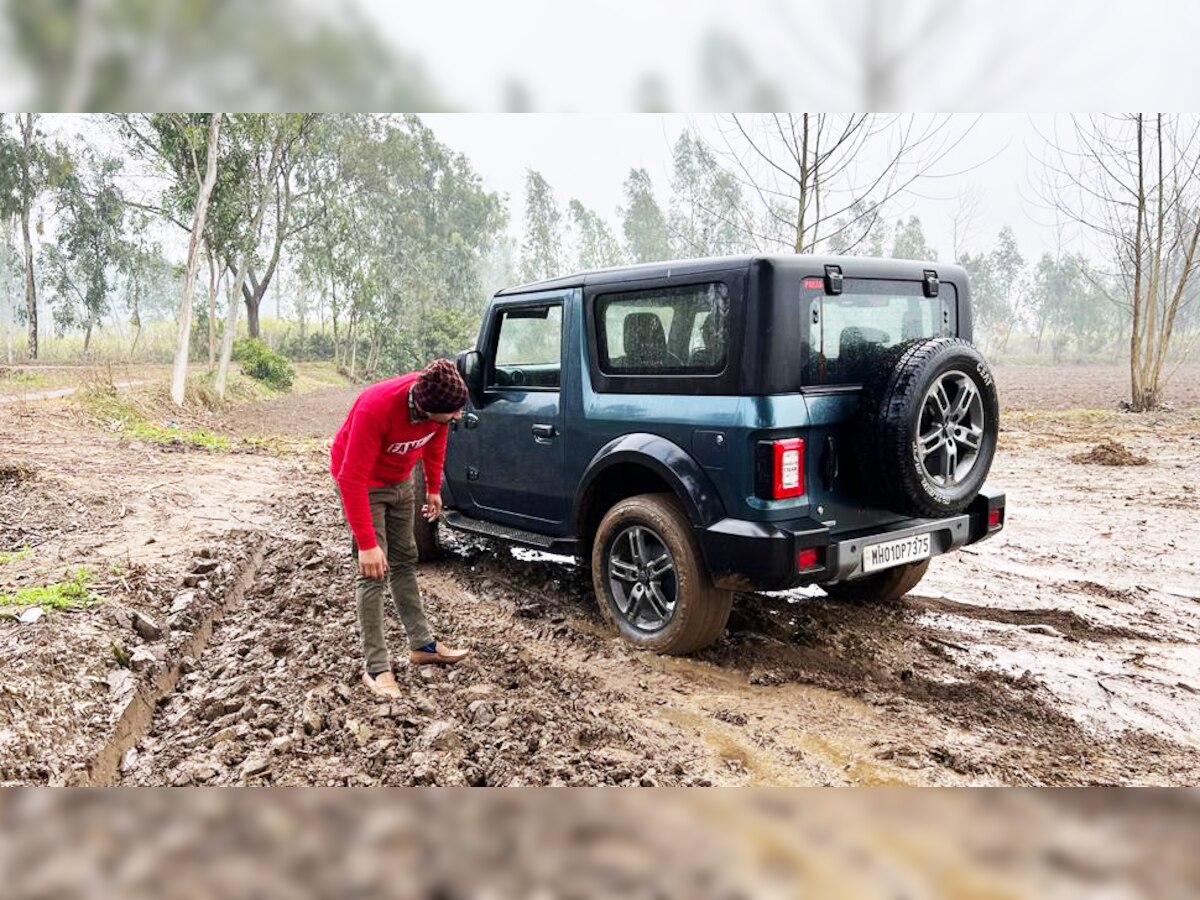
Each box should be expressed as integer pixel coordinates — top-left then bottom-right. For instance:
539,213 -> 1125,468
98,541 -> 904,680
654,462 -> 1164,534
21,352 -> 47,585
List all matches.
413,358 -> 469,413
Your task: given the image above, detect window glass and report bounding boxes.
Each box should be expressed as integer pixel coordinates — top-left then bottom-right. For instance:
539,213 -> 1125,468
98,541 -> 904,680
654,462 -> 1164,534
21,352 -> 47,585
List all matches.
804,280 -> 955,385
597,282 -> 729,375
491,304 -> 562,389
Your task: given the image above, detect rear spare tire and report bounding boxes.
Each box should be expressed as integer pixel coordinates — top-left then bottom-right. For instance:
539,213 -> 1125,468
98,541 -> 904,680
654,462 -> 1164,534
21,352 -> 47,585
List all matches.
856,337 -> 999,517
591,493 -> 732,655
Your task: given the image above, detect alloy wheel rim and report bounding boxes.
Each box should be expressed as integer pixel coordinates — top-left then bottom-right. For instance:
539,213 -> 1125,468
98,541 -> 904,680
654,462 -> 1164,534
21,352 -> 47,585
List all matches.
917,369 -> 986,487
607,525 -> 678,632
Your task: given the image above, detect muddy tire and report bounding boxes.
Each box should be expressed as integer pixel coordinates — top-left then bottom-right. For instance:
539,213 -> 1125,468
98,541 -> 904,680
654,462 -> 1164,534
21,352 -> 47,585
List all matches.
856,337 -> 999,517
821,559 -> 930,603
591,493 -> 732,655
411,461 -> 441,562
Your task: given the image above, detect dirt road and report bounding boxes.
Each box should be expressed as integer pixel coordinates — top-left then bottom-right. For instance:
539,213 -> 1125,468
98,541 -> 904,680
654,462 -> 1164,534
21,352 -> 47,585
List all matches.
2,366 -> 1199,785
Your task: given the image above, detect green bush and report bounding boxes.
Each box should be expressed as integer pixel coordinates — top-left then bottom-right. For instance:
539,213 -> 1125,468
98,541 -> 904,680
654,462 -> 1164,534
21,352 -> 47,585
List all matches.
233,338 -> 295,391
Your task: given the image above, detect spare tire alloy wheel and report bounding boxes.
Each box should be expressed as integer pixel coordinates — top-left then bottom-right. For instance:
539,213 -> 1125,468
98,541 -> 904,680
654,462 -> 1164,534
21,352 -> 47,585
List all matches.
918,369 -> 986,488
607,525 -> 677,632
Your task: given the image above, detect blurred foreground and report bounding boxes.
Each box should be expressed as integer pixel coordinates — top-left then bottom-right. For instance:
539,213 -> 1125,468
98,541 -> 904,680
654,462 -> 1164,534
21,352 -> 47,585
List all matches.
2,0 -> 1195,110
1,789 -> 1198,897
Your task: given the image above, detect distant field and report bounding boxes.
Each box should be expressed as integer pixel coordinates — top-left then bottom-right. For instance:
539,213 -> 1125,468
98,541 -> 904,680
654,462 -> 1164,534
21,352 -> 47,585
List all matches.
995,364 -> 1200,410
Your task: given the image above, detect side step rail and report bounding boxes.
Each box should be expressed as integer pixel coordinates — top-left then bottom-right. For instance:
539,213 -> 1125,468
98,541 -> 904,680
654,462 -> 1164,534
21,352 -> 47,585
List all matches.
443,511 -> 577,556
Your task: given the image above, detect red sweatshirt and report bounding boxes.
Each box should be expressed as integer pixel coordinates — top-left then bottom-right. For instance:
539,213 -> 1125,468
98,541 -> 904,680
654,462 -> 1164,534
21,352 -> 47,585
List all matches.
330,373 -> 450,550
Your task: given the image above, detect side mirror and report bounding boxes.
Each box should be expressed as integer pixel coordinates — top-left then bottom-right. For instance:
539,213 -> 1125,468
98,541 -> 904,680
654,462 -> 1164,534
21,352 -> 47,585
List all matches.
456,349 -> 484,408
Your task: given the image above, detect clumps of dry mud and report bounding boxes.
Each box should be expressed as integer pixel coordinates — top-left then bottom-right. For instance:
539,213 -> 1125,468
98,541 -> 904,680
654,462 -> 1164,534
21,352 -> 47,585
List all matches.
1070,440 -> 1149,466
121,491 -> 701,786
0,461 -> 36,484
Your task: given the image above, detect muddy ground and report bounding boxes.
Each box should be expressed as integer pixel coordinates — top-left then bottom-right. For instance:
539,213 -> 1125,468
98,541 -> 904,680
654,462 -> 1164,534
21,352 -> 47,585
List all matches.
1,364 -> 1198,786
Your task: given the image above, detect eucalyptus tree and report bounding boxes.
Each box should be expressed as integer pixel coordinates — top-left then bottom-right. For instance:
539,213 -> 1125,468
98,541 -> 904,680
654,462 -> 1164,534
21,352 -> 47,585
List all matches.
0,114 -> 67,359
212,115 -> 291,397
667,132 -> 750,258
890,215 -> 937,261
44,152 -> 126,354
519,170 -> 563,283
619,168 -> 670,264
568,199 -> 625,271
297,115 -> 504,376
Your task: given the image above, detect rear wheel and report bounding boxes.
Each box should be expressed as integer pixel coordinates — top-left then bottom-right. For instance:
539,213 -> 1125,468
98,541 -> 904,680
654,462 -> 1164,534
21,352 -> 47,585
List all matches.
591,493 -> 732,655
411,461 -> 441,562
820,559 -> 929,603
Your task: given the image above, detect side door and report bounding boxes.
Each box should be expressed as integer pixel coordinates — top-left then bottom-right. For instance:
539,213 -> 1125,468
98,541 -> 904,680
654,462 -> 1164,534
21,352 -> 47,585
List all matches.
464,292 -> 569,533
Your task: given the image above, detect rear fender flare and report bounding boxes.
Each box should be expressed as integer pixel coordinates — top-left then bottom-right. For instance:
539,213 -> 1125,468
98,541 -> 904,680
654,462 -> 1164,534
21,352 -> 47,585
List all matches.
573,433 -> 726,534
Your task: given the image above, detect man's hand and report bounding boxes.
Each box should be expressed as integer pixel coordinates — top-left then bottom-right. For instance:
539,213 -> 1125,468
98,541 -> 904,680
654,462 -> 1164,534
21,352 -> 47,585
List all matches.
421,492 -> 443,522
358,545 -> 388,580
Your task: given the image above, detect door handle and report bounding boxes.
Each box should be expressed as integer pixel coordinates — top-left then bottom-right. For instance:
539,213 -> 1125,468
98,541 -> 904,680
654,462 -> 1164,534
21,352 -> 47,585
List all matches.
464,413 -> 480,429
531,423 -> 557,441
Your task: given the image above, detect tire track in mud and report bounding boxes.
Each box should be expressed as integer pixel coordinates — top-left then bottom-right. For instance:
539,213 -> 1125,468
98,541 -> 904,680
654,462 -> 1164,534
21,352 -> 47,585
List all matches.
115,484 -> 1200,787
120,492 -> 724,786
455,548 -> 1200,785
74,539 -> 267,786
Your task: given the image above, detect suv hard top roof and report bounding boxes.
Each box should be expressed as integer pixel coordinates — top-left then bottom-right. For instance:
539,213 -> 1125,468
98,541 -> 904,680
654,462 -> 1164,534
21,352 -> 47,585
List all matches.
496,254 -> 967,296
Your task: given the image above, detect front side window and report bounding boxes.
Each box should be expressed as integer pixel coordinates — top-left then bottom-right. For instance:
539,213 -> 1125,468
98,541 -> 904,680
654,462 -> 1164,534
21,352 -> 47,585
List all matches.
804,279 -> 955,385
490,304 -> 562,389
596,282 -> 729,375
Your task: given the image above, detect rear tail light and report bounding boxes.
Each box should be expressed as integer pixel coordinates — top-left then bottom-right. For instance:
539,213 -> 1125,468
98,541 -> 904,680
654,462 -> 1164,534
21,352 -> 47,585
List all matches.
797,547 -> 821,571
756,438 -> 805,500
988,508 -> 1003,530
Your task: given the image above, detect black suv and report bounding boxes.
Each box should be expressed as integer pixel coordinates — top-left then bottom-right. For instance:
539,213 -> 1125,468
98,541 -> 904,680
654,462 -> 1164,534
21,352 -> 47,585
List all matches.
415,255 -> 1005,654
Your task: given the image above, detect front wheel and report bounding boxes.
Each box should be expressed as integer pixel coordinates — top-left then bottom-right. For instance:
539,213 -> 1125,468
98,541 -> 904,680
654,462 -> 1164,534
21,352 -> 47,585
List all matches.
591,493 -> 732,655
820,559 -> 929,603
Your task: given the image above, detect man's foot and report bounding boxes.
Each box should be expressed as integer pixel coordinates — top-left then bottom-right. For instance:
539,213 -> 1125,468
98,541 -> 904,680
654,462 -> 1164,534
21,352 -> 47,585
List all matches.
409,642 -> 470,666
362,669 -> 403,698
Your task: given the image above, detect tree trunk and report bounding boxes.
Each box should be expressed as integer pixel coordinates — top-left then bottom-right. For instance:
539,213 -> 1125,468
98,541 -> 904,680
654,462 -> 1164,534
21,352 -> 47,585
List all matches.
245,293 -> 260,340
206,248 -> 217,367
83,316 -> 94,354
215,263 -> 247,397
2,219 -> 13,365
20,115 -> 37,361
172,114 -> 222,407
1129,115 -> 1146,411
129,271 -> 142,361
330,277 -> 341,366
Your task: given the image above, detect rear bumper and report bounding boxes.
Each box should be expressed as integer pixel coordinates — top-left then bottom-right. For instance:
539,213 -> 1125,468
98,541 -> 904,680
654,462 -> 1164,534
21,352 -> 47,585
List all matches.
698,487 -> 1006,592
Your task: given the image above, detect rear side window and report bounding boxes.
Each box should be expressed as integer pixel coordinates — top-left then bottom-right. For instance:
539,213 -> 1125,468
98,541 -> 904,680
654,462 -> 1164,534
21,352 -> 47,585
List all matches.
491,304 -> 562,389
804,279 -> 956,385
596,282 -> 729,375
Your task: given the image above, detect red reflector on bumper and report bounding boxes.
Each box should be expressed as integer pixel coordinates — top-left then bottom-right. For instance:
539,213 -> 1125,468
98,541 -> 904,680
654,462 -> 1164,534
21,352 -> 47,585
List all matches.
988,508 -> 1003,529
798,547 -> 820,571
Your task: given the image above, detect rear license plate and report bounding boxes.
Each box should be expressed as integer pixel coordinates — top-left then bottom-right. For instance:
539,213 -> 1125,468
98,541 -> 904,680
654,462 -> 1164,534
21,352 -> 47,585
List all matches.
862,533 -> 931,573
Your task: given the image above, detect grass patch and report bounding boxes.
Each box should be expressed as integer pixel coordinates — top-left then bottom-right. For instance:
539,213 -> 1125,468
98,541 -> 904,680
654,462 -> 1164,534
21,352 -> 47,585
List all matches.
77,383 -> 232,452
184,370 -> 278,411
293,362 -> 353,393
240,434 -> 323,455
0,547 -> 32,566
124,419 -> 231,451
0,369 -> 47,386
0,568 -> 103,610
1004,408 -> 1119,427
